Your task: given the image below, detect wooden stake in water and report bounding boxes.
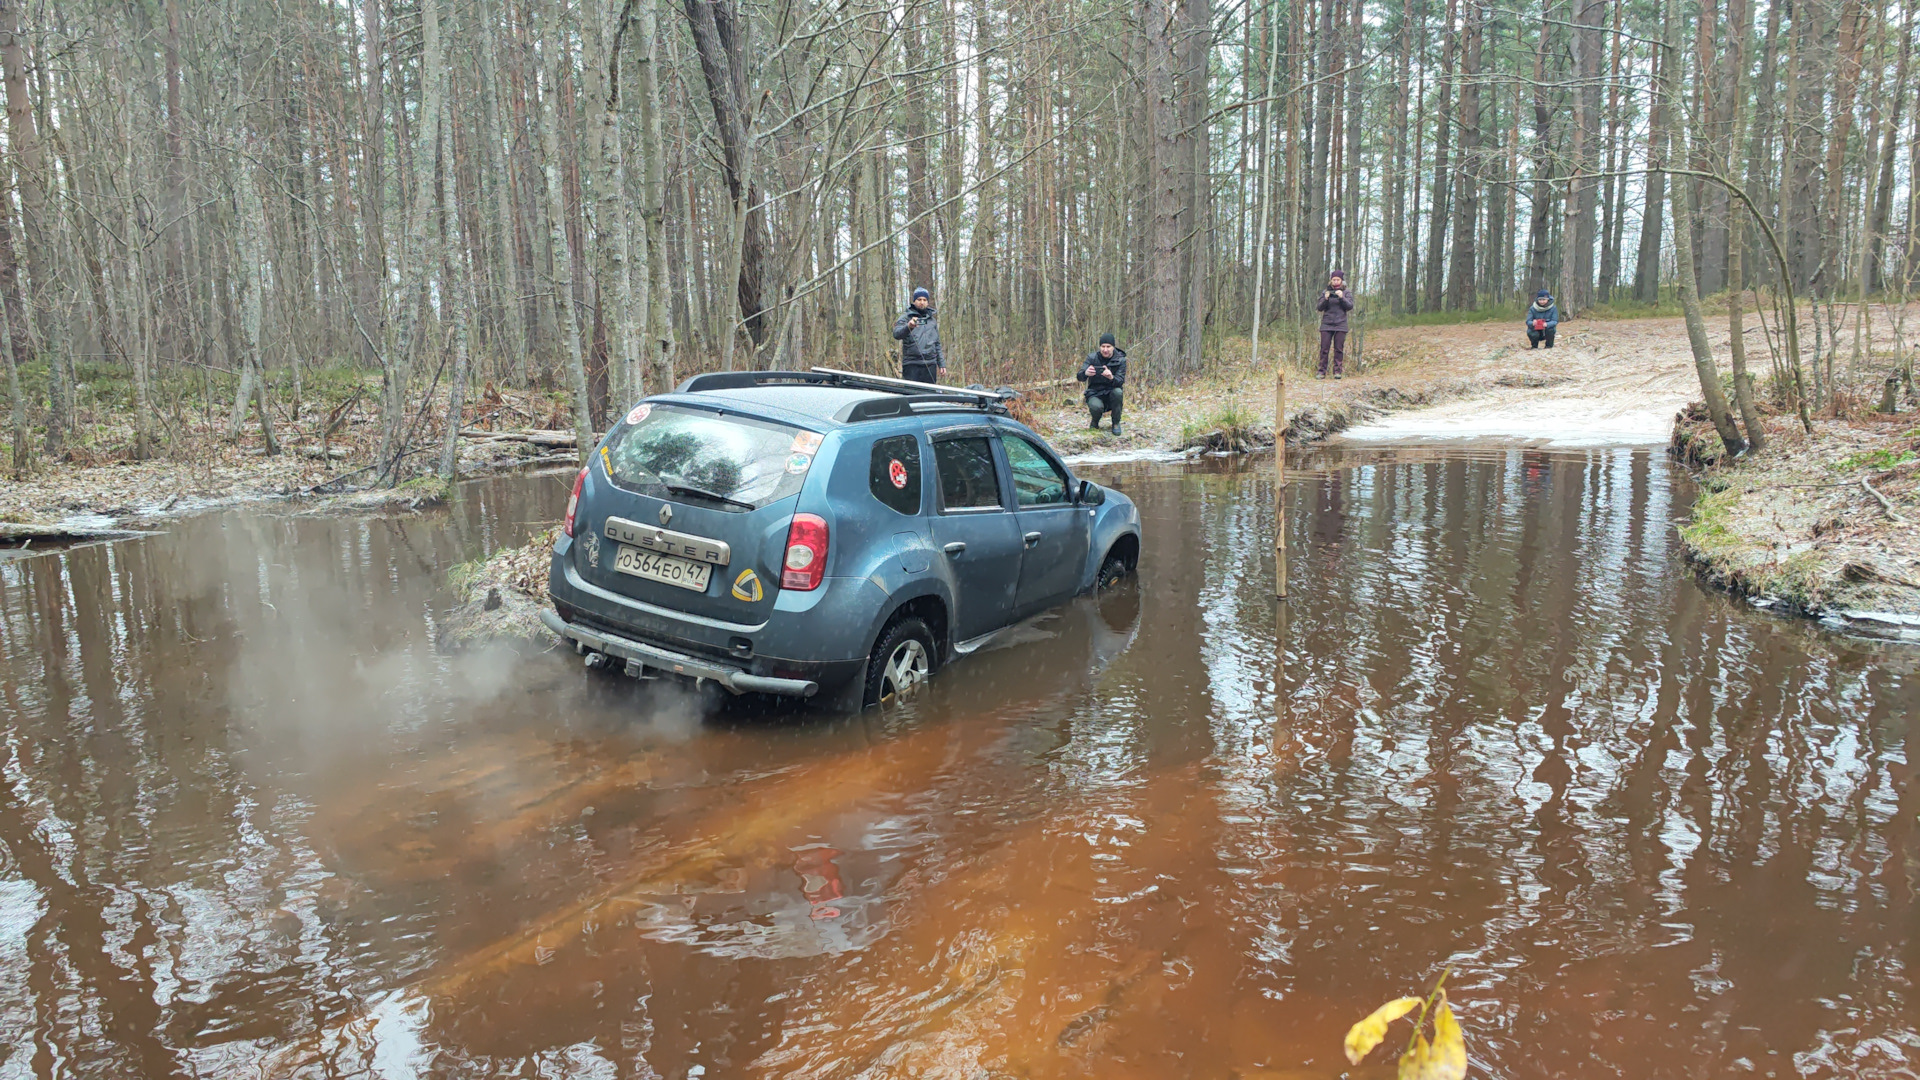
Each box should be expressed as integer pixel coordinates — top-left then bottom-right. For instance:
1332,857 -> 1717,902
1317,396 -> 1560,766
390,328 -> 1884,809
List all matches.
1275,365 -> 1288,600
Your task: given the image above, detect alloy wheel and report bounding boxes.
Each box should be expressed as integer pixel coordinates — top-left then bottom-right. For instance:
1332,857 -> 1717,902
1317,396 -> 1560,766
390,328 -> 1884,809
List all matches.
880,638 -> 930,702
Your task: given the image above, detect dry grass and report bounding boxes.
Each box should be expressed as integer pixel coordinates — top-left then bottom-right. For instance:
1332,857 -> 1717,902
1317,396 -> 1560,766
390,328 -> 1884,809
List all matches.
439,527 -> 563,651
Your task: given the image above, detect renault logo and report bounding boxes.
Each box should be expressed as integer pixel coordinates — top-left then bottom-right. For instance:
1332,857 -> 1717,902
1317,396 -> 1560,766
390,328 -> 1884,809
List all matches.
658,504 -> 674,526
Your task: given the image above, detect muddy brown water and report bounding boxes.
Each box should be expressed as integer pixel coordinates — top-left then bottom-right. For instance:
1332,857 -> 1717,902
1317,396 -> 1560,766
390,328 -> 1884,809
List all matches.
0,449 -> 1914,1079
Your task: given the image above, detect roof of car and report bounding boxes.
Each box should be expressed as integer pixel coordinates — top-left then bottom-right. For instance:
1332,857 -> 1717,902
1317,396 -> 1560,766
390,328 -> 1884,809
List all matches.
670,384 -> 886,425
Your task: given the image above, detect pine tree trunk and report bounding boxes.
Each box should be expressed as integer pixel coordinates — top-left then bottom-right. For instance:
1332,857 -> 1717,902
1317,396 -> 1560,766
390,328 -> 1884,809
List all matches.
1445,1 -> 1482,310
1633,3 -> 1670,304
1866,2 -> 1912,292
1560,0 -> 1604,315
1142,0 -> 1183,383
1524,10 -> 1555,294
1422,0 -> 1457,311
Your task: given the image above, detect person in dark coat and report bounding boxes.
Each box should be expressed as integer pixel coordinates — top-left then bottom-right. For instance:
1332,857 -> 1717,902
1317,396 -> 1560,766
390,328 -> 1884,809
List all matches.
1077,333 -> 1127,434
892,287 -> 946,383
1315,270 -> 1354,379
1525,290 -> 1559,349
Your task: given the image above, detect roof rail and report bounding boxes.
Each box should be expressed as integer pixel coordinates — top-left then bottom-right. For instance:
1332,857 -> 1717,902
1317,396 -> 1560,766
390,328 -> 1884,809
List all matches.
674,370 -> 821,394
837,394 -> 1010,423
674,367 -> 1016,418
807,366 -> 1012,402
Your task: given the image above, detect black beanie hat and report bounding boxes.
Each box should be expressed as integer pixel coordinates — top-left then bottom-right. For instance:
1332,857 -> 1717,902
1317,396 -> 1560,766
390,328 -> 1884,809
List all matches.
1099,332 -> 1116,347
1536,289 -> 1552,300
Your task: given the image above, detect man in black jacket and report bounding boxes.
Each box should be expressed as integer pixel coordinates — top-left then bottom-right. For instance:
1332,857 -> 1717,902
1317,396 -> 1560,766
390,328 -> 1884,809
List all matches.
892,287 -> 945,383
1077,333 -> 1127,434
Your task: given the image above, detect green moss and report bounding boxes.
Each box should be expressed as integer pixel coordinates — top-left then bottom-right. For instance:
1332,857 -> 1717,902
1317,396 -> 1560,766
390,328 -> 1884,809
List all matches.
1833,448 -> 1916,472
398,473 -> 455,501
1678,486 -> 1743,553
1763,551 -> 1827,610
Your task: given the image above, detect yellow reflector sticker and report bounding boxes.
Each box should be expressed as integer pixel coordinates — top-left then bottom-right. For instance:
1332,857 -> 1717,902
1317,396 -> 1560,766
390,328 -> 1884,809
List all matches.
731,568 -> 764,603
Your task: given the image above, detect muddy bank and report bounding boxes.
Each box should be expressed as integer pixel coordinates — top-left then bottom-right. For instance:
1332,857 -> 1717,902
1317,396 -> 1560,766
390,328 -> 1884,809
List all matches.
1670,407 -> 1920,632
439,525 -> 563,651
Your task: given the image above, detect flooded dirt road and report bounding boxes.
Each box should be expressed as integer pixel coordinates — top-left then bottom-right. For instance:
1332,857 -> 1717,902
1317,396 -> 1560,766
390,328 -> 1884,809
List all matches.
1,450 -> 1915,1078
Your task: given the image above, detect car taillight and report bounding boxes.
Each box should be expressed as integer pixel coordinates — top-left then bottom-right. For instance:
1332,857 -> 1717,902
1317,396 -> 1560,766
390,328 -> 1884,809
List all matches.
781,513 -> 829,591
564,466 -> 587,537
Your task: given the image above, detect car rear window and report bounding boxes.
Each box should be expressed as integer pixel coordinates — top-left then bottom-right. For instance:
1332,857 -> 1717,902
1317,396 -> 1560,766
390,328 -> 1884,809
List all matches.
869,435 -> 922,514
603,403 -> 818,509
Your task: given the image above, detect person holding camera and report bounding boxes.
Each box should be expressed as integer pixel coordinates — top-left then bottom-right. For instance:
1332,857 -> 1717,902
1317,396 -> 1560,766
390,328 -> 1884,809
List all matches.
1076,333 -> 1128,434
1315,269 -> 1354,379
1525,290 -> 1558,349
892,287 -> 946,383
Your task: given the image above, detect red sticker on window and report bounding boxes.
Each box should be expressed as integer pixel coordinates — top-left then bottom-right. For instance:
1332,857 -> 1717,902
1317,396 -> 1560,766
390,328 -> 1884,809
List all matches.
889,459 -> 909,489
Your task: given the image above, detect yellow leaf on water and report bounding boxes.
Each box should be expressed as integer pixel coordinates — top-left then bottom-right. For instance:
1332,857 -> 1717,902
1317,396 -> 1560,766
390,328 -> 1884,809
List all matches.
1400,999 -> 1467,1080
1345,997 -> 1423,1065
1399,1034 -> 1432,1080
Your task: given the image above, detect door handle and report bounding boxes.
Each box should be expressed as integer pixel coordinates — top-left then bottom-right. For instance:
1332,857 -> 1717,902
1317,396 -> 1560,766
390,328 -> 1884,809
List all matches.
943,542 -> 967,556
1024,531 -> 1043,547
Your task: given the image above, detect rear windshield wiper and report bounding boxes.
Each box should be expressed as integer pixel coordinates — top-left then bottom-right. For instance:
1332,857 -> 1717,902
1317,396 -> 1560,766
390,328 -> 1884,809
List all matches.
661,481 -> 756,512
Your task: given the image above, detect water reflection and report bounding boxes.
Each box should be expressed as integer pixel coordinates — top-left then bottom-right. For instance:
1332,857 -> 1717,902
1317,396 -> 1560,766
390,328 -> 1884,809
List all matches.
0,451 -> 1913,1078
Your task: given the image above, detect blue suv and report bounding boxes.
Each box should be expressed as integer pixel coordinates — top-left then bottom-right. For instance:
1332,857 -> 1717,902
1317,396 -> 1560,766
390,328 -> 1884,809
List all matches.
541,368 -> 1142,709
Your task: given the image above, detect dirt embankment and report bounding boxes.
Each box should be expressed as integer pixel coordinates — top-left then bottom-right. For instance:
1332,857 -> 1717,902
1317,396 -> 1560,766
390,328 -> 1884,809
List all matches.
1027,315 -> 1702,456
1670,409 -> 1920,631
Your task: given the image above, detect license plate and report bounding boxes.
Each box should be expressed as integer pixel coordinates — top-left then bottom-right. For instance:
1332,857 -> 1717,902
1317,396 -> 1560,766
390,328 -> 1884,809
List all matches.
613,545 -> 711,592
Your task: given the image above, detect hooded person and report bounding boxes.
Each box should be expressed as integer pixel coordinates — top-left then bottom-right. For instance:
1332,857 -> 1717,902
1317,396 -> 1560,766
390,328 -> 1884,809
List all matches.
1076,333 -> 1128,434
1526,290 -> 1559,349
892,287 -> 946,383
1315,270 -> 1354,378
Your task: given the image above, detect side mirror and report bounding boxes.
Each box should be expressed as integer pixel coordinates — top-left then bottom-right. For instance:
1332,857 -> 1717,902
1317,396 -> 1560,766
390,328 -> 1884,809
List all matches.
1077,479 -> 1105,506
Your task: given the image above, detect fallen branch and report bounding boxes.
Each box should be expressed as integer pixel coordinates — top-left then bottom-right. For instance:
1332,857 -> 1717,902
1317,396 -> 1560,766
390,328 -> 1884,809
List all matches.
458,428 -> 580,448
1862,477 -> 1910,524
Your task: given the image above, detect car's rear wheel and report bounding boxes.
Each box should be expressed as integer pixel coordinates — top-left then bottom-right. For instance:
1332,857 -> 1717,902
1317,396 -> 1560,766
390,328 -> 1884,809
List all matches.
863,616 -> 938,707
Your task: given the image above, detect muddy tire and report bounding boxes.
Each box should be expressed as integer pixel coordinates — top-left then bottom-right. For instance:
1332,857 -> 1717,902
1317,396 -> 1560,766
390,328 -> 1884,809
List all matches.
1095,555 -> 1132,591
862,616 -> 938,708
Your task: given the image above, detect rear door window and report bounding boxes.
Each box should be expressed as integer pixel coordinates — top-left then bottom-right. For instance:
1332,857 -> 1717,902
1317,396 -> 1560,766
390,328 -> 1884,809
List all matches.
933,437 -> 1003,510
1002,436 -> 1070,506
869,435 -> 922,514
603,404 -> 817,509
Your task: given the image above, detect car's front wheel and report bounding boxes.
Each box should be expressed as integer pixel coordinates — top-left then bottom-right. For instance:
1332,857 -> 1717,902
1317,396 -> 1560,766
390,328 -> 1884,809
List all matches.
1095,554 -> 1132,590
863,616 -> 938,707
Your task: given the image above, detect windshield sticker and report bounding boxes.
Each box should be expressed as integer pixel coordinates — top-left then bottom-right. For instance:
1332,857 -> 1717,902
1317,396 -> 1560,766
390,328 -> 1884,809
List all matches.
624,403 -> 652,426
599,445 -> 612,475
731,568 -> 764,603
889,459 -> 910,489
786,452 -> 813,475
791,430 -> 823,454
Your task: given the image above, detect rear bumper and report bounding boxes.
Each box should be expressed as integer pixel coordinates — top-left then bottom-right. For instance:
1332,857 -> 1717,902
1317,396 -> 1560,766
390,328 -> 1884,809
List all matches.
541,609 -> 826,697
